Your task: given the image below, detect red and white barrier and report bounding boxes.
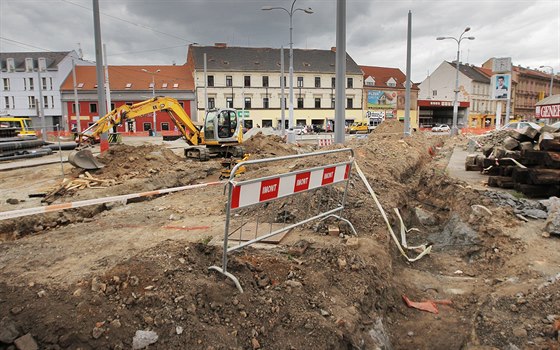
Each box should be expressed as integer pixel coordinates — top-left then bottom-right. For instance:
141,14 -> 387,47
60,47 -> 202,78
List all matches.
0,181 -> 223,221
230,163 -> 351,209
317,138 -> 334,147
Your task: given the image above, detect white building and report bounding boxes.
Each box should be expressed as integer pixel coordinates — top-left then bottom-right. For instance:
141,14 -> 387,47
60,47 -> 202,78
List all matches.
186,44 -> 364,129
418,61 -> 496,127
0,51 -> 91,130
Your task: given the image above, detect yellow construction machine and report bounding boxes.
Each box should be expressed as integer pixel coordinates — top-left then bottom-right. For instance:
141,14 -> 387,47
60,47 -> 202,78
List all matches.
68,96 -> 245,170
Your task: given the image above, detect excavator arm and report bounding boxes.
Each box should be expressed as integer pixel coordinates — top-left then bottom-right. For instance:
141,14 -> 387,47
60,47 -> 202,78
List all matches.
78,97 -> 203,146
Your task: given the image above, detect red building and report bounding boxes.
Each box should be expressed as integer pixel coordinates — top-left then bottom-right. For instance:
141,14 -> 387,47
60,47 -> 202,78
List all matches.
60,65 -> 194,133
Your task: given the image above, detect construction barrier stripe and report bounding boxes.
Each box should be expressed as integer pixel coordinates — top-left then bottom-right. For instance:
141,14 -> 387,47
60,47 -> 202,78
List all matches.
230,162 -> 351,210
0,181 -> 224,221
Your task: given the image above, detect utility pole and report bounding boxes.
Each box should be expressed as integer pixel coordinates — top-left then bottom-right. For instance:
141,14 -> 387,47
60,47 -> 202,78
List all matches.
280,46 -> 285,136
92,0 -> 108,151
103,43 -> 112,113
404,10 -> 412,136
72,59 -> 81,133
334,0 -> 346,144
37,69 -> 46,141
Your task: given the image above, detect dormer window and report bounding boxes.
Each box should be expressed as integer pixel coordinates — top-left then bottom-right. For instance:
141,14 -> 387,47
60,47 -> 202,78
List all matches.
25,58 -> 34,72
77,83 -> 84,88
386,77 -> 397,87
364,76 -> 375,86
162,83 -> 168,88
149,82 -> 154,88
38,58 -> 47,72
7,58 -> 15,72
173,83 -> 179,88
125,83 -> 132,88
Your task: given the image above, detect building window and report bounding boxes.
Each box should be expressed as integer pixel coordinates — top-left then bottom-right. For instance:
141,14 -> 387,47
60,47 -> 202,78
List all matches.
4,96 -> 10,108
28,78 -> 34,91
331,97 -> 335,108
42,77 -> 48,90
126,102 -> 133,106
432,90 -> 437,97
226,76 -> 232,87
208,97 -> 215,109
347,98 -> 353,109
143,122 -> 152,131
244,76 -> 251,87
25,58 -> 34,72
244,97 -> 251,109
161,122 -> 170,131
331,77 -> 336,88
28,96 -> 36,109
315,77 -> 321,88
72,103 -> 78,113
2,78 -> 9,91
179,101 -> 184,109
110,103 -> 116,111
280,97 -> 286,108
297,76 -> 303,87
23,79 -> 27,91
263,97 -> 269,109
226,97 -> 233,108
347,78 -> 353,88
43,96 -> 48,108
207,75 -> 214,87
51,96 -> 54,108
315,98 -> 321,108
297,97 -> 304,108
90,103 -> 98,113
49,78 -> 53,90
262,76 -> 269,87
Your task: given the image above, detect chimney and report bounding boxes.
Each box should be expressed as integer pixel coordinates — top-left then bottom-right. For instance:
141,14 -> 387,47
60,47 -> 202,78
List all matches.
214,43 -> 227,48
331,47 -> 336,52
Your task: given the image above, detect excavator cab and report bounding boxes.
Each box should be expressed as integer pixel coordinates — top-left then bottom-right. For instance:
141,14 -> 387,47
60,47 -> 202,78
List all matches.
204,109 -> 242,144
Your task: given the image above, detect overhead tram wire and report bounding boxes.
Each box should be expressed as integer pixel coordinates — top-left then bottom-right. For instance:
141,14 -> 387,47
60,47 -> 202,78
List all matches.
59,0 -> 197,44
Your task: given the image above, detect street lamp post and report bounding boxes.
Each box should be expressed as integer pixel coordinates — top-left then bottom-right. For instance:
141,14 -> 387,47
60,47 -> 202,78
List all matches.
540,65 -> 554,97
142,68 -> 160,136
437,27 -> 475,135
262,1 -> 313,143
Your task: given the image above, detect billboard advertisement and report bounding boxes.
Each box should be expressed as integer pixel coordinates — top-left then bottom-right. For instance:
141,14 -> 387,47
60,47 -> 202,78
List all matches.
367,90 -> 397,109
491,74 -> 511,100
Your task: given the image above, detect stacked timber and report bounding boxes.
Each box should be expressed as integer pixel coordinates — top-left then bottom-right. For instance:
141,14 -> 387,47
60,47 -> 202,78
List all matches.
465,124 -> 560,198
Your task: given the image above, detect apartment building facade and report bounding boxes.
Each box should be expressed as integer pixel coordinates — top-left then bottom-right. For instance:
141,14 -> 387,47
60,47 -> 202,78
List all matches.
0,51 -> 89,130
482,58 -> 559,121
186,44 -> 364,130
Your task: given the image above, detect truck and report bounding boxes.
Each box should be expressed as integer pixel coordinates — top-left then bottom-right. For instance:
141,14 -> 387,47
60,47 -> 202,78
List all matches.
69,96 -> 244,170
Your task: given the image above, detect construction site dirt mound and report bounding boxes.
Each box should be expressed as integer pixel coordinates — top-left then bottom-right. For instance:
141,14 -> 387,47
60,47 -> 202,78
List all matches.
242,132 -> 299,158
1,134 -> 559,349
372,119 -> 405,134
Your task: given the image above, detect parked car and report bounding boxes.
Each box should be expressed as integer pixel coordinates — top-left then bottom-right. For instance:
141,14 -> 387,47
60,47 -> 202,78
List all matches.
501,121 -> 541,131
431,124 -> 450,132
549,121 -> 560,129
289,125 -> 307,135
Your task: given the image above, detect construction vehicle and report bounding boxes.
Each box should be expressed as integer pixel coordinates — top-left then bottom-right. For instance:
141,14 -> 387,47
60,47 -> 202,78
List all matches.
68,97 -> 244,170
0,117 -> 36,137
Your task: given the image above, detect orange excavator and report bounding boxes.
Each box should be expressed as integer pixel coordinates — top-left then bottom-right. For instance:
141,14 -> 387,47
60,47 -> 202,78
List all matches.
68,96 -> 245,170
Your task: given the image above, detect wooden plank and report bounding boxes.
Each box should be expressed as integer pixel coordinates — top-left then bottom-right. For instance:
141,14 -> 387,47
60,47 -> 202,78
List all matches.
540,139 -> 560,152
544,152 -> 560,169
528,169 -> 560,185
515,183 -> 560,198
511,168 -> 529,184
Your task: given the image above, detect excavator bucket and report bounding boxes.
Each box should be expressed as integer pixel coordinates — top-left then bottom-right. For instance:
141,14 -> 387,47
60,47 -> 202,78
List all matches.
68,149 -> 105,170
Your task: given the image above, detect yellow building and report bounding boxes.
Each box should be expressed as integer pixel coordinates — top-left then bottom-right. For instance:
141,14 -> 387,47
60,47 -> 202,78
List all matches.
186,44 -> 364,129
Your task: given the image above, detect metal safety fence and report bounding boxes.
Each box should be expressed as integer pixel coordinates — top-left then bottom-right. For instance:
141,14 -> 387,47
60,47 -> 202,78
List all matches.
209,148 -> 357,292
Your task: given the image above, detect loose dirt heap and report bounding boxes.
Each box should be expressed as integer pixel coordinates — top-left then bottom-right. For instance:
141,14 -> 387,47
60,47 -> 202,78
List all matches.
242,133 -> 300,158
1,133 -> 559,349
372,119 -> 405,134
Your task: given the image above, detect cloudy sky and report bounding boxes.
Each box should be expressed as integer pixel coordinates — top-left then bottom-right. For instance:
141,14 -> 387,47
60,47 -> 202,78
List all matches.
1,0 -> 558,82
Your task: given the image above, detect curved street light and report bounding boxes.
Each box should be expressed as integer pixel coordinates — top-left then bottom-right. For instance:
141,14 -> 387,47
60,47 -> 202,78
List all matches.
437,27 -> 475,135
262,1 -> 313,143
539,65 -> 554,97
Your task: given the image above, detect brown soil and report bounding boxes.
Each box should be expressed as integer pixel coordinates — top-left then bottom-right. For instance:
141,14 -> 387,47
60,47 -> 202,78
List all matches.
0,133 -> 559,349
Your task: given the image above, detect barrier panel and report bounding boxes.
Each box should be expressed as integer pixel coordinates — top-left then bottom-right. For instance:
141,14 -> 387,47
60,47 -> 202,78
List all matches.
317,134 -> 334,147
209,148 -> 356,292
